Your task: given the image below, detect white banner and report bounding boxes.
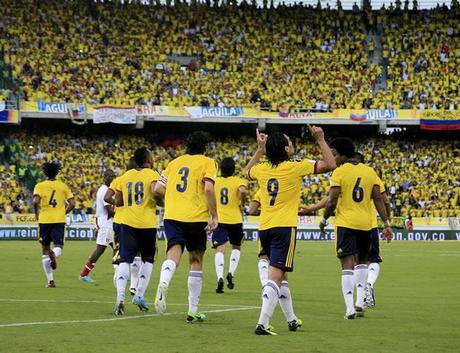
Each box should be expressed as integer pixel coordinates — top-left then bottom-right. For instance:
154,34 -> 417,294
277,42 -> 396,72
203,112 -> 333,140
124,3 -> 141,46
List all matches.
93,106 -> 136,124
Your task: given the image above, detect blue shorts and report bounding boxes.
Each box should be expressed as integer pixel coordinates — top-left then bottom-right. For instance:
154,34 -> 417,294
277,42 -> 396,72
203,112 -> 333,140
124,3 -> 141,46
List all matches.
212,223 -> 244,248
112,222 -> 121,264
258,238 -> 267,258
117,224 -> 157,264
113,222 -> 122,244
336,226 -> 371,261
163,219 -> 207,253
258,227 -> 296,272
39,223 -> 65,247
368,228 -> 382,263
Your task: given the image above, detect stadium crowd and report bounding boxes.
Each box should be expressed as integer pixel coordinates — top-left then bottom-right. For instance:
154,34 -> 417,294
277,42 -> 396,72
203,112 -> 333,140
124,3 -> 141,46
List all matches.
5,0 -> 459,110
0,131 -> 458,219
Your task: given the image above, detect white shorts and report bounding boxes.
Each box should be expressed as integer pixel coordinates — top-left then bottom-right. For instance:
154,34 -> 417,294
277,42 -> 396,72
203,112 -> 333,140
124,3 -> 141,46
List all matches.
96,227 -> 115,246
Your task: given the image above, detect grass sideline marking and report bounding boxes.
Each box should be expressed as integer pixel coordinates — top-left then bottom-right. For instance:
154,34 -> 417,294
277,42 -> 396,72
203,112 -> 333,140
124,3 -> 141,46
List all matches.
0,298 -> 257,307
0,306 -> 260,328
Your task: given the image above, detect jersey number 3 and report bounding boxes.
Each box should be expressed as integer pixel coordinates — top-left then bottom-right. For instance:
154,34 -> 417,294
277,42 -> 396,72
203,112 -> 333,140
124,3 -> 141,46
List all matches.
176,167 -> 189,192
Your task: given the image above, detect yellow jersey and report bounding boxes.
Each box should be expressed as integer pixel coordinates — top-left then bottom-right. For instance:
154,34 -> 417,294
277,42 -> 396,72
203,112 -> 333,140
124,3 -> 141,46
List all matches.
116,168 -> 160,228
33,180 -> 73,223
330,163 -> 380,231
249,160 -> 316,230
371,177 -> 386,228
215,176 -> 247,224
252,189 -> 261,204
162,154 -> 217,222
109,176 -> 123,224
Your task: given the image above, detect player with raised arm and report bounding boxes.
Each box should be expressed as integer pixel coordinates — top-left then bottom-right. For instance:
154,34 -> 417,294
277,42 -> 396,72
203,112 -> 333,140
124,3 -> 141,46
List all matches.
213,157 -> 248,293
79,170 -> 116,282
247,126 -> 336,335
33,162 -> 75,288
153,131 -> 218,323
105,157 -> 141,293
319,139 -> 393,320
113,147 -> 160,315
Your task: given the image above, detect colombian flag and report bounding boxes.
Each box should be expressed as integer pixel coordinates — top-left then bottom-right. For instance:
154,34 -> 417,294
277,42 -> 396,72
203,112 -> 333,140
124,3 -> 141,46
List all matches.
420,119 -> 460,130
0,109 -> 19,124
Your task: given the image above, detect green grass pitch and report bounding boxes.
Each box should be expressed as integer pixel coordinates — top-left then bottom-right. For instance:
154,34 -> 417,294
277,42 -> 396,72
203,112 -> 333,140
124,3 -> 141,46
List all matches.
1,240 -> 459,353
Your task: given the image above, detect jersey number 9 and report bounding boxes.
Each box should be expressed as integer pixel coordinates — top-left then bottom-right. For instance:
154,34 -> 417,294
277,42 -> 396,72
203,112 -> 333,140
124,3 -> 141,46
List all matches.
267,178 -> 279,206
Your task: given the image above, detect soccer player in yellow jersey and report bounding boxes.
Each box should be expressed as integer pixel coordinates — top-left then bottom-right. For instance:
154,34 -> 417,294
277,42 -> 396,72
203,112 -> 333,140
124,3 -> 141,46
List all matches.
104,157 -> 141,293
213,157 -> 248,293
153,131 -> 218,323
320,138 -> 393,320
33,162 -> 75,288
112,148 -> 161,315
299,153 -> 392,309
246,126 -> 336,335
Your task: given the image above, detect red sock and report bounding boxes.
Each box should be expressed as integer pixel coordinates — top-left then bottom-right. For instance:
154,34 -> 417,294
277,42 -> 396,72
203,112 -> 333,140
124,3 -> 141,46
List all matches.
80,261 -> 95,276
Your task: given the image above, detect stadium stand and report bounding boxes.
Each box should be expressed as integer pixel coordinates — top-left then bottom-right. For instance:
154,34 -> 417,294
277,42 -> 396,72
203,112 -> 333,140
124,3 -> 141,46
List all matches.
0,131 -> 458,218
1,0 -> 390,110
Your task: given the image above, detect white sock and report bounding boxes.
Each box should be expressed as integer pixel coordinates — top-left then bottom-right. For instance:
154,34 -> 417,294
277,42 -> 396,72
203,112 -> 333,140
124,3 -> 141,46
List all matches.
130,256 -> 142,290
257,280 -> 280,328
188,271 -> 203,313
215,252 -> 224,280
228,249 -> 241,275
354,264 -> 368,308
116,263 -> 130,301
367,262 -> 380,287
136,261 -> 153,298
42,255 -> 53,282
112,264 -> 118,288
159,259 -> 177,287
279,281 -> 296,322
342,270 -> 355,314
52,247 -> 62,257
258,259 -> 269,287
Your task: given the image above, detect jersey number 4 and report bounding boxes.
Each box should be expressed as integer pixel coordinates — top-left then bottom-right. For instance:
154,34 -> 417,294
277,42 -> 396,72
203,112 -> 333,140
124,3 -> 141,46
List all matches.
48,190 -> 57,208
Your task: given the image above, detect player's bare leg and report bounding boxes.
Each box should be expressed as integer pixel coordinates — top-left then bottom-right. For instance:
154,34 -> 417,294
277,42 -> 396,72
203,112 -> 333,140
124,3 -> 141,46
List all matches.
79,244 -> 107,282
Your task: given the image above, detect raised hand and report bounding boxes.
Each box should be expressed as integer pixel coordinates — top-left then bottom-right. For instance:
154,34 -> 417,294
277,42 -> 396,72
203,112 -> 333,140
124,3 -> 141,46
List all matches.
307,124 -> 325,141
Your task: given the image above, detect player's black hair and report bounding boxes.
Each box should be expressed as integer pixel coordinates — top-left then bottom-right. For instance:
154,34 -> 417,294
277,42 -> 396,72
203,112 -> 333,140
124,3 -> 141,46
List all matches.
266,132 -> 289,166
330,138 -> 355,158
43,162 -> 60,179
126,156 -> 137,170
354,152 -> 364,163
220,157 -> 235,177
185,131 -> 212,155
134,147 -> 150,166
